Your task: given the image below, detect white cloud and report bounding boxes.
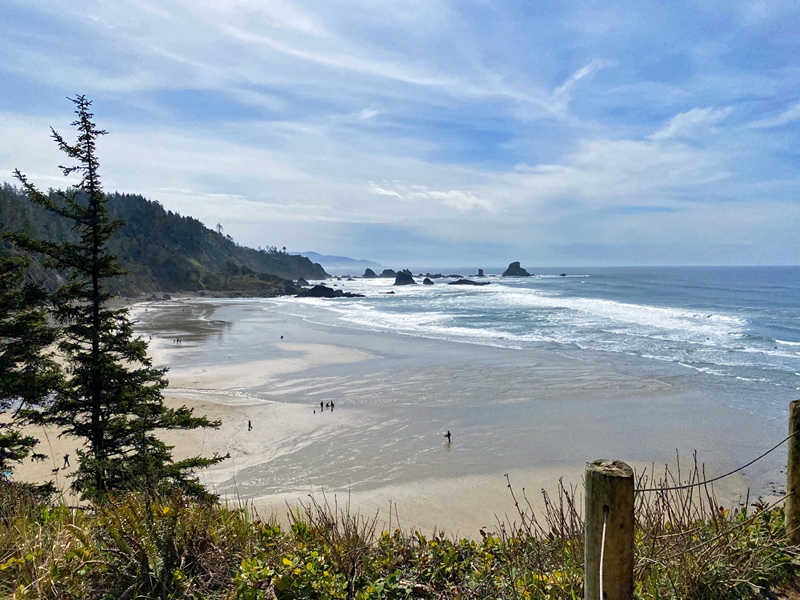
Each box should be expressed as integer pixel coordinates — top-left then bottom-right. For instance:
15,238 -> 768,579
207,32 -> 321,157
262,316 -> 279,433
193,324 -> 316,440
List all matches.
369,183 -> 493,211
749,101 -> 800,128
355,109 -> 379,120
649,107 -> 732,140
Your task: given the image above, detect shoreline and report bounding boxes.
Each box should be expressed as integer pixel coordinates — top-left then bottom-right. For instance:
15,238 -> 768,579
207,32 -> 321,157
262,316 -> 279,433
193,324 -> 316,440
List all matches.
12,295 -> 788,537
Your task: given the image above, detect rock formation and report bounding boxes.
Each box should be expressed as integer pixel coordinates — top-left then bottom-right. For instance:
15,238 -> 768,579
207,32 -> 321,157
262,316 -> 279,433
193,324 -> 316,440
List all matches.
296,285 -> 364,298
394,271 -> 416,285
296,277 -> 310,286
379,269 -> 397,278
502,262 -> 532,277
363,268 -> 378,278
423,278 -> 434,285
448,279 -> 490,286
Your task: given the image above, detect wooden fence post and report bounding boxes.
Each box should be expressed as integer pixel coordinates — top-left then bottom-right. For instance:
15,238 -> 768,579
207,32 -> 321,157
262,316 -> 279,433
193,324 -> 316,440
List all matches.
786,400 -> 800,545
585,459 -> 634,600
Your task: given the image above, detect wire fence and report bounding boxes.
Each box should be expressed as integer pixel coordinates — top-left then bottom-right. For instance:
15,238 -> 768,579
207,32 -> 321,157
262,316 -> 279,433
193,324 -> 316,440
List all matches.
634,429 -> 797,493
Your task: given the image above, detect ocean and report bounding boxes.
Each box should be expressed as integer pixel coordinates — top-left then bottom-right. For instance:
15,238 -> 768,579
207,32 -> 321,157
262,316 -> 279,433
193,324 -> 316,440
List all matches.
284,266 -> 800,423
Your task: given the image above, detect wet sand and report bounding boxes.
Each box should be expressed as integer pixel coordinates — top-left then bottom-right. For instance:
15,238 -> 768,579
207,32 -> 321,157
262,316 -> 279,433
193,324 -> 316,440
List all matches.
12,297 -> 786,536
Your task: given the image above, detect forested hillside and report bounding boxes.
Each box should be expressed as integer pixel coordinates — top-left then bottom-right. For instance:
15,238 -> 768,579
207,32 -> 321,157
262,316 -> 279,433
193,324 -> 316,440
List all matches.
0,184 -> 328,295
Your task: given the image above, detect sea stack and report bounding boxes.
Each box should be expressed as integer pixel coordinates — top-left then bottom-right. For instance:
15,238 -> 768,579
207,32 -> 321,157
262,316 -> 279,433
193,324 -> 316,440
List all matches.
380,269 -> 397,278
363,268 -> 378,278
423,278 -> 434,285
394,270 -> 416,285
502,261 -> 532,277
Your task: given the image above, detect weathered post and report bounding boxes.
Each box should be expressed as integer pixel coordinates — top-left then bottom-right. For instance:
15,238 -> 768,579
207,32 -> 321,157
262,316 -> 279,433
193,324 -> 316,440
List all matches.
585,459 -> 634,600
786,400 -> 800,544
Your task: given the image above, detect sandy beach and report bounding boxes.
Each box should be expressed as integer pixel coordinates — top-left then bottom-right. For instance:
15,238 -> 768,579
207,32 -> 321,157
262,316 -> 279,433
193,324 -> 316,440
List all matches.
12,296 -> 786,537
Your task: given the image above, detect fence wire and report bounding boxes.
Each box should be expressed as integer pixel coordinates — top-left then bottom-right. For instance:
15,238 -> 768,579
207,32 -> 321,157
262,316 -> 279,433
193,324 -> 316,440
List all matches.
635,429 -> 797,493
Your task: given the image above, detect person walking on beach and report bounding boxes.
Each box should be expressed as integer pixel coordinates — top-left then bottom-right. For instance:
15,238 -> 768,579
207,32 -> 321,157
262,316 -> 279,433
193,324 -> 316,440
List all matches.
320,401 -> 324,411
331,401 -> 335,411
444,430 -> 451,443
63,454 -> 70,468
248,420 -> 252,431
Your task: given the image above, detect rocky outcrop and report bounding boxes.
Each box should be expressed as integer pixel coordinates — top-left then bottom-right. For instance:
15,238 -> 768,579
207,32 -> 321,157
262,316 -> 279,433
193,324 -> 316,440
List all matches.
394,271 -> 416,285
502,262 -> 532,277
423,278 -> 434,285
448,279 -> 490,286
363,268 -> 378,278
560,273 -> 567,277
296,285 -> 364,298
296,284 -> 337,298
296,277 -> 310,286
474,269 -> 484,277
380,269 -> 397,278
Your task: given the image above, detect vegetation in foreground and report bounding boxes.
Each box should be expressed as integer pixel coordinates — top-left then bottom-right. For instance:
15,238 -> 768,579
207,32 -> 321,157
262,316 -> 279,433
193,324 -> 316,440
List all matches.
1,461 -> 797,600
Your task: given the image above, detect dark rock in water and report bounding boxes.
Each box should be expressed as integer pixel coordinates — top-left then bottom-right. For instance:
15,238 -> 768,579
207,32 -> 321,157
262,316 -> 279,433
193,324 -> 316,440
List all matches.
394,271 -> 416,285
297,277 -> 310,286
347,277 -> 355,281
502,261 -> 532,277
296,285 -> 337,298
474,268 -> 484,277
446,274 -> 463,279
199,291 -> 207,297
363,268 -> 378,278
559,273 -> 567,277
382,291 -> 395,294
449,279 -> 490,286
380,269 -> 397,278
162,294 -> 172,300
423,278 -> 434,285
296,285 -> 363,298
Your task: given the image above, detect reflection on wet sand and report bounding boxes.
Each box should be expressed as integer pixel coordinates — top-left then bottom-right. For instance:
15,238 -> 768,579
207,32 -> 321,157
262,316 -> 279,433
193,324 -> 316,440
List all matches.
133,301 -> 232,345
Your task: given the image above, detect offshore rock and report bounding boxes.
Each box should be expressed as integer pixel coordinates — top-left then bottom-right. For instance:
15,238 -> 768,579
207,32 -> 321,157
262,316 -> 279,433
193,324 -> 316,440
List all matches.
296,277 -> 310,286
474,269 -> 485,277
423,278 -> 434,285
394,271 -> 416,285
363,268 -> 378,278
296,284 -> 337,298
380,269 -> 397,278
448,279 -> 489,286
502,261 -> 532,277
296,285 -> 363,298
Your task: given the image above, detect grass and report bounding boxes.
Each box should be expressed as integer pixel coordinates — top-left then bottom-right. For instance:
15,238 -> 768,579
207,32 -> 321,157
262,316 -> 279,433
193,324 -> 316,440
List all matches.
0,460 -> 798,600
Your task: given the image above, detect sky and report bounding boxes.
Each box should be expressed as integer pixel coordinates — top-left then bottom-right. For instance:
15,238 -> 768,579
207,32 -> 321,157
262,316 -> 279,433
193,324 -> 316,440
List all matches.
1,0 -> 800,267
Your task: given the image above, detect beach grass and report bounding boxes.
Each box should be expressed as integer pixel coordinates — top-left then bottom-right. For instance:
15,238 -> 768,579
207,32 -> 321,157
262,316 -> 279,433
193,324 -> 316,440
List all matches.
1,460 -> 797,600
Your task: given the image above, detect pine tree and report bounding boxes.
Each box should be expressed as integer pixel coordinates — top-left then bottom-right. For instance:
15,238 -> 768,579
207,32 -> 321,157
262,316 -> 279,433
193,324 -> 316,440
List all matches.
10,95 -> 224,500
0,252 -> 61,479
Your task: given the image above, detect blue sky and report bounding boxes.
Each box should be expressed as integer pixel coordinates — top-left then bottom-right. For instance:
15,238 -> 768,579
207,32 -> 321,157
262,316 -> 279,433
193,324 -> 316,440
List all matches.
1,0 -> 799,266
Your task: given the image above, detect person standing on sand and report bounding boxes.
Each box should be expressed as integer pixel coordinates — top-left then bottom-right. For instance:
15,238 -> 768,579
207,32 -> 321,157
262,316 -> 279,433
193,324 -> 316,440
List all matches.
320,401 -> 324,411
444,431 -> 451,443
331,401 -> 335,411
248,420 -> 252,431
63,454 -> 70,468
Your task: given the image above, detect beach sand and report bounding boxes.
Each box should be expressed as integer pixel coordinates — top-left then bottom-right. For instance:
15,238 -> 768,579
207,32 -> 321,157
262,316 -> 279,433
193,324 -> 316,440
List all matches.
11,297 -> 785,537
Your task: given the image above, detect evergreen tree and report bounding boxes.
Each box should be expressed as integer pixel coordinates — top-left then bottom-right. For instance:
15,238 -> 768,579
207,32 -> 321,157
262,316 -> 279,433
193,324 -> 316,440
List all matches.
0,252 -> 61,478
10,95 -> 224,500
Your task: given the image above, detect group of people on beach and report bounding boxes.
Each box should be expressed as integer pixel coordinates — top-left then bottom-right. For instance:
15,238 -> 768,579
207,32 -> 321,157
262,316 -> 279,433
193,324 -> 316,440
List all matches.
314,401 -> 335,414
172,338 -> 183,344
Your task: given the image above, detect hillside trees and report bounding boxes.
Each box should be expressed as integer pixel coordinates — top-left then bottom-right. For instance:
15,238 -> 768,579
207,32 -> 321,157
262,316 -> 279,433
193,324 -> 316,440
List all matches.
10,95 -> 224,500
0,253 -> 61,478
